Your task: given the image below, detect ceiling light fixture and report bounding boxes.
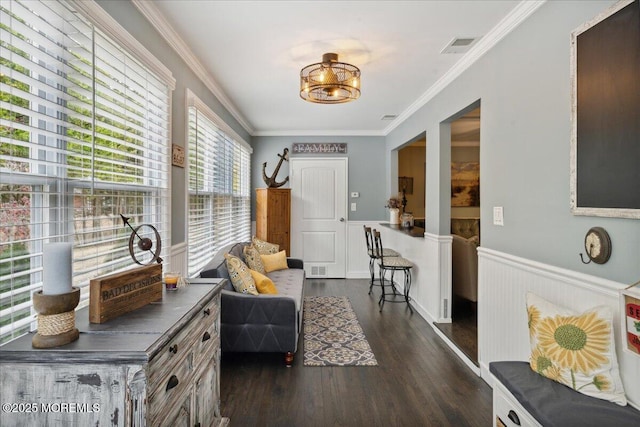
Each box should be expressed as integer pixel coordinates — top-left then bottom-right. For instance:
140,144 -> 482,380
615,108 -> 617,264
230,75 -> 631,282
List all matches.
300,53 -> 361,104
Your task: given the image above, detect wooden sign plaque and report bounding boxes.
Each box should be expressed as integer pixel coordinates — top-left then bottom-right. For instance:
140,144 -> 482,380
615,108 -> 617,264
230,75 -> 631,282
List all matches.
90,264 -> 163,323
291,143 -> 347,154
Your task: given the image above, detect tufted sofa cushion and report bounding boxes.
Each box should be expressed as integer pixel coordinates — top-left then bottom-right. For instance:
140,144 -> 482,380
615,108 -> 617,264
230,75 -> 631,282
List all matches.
267,268 -> 304,312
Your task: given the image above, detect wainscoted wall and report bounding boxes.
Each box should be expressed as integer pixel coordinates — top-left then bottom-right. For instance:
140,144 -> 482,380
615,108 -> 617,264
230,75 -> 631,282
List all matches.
478,247 -> 640,408
169,242 -> 188,277
346,221 -> 373,279
346,221 -> 452,325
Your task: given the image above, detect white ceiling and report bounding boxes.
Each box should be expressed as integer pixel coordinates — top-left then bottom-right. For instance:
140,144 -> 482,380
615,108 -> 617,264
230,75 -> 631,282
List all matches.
138,1 -> 539,136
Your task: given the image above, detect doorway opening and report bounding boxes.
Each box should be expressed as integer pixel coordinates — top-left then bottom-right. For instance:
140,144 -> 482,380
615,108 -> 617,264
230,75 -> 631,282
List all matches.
434,104 -> 480,366
397,132 -> 426,228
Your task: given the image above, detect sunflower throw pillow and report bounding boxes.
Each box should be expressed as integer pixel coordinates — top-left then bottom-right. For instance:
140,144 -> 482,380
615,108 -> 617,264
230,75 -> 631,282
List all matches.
526,293 -> 627,405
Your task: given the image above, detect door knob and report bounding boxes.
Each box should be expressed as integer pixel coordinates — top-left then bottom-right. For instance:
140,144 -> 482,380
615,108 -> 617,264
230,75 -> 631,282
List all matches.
340,217 -> 345,222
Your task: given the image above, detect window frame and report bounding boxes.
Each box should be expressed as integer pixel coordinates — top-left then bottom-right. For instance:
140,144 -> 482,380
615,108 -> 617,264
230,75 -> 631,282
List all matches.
185,89 -> 252,277
0,0 -> 175,343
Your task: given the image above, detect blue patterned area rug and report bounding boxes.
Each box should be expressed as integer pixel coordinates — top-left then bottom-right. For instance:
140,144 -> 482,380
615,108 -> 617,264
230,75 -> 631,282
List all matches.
303,296 -> 378,366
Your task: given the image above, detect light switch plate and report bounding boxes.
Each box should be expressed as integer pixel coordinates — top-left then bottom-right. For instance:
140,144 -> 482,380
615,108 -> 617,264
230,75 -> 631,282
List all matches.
351,202 -> 357,211
493,206 -> 504,226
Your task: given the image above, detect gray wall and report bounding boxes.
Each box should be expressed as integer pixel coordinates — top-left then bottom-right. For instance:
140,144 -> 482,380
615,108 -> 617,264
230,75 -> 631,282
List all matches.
97,0 -> 251,245
387,0 -> 640,284
252,136 -> 387,221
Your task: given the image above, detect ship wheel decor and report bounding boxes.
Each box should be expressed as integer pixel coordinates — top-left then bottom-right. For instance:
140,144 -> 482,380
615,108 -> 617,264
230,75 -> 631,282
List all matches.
120,214 -> 163,265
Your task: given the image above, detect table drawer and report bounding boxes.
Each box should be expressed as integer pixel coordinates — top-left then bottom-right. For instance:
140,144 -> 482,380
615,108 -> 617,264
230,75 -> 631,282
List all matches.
148,350 -> 195,423
148,326 -> 198,387
194,326 -> 218,367
193,297 -> 220,365
148,293 -> 218,386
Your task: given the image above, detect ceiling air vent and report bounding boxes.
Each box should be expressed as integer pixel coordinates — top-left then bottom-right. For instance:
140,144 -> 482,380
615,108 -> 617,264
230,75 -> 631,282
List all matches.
381,114 -> 397,121
441,37 -> 479,54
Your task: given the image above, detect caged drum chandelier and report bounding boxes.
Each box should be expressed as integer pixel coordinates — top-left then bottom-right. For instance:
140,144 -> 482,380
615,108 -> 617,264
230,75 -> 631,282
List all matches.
300,53 -> 361,104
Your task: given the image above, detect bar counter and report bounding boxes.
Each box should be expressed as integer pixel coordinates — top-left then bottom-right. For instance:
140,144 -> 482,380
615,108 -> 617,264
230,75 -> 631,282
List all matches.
378,222 -> 425,238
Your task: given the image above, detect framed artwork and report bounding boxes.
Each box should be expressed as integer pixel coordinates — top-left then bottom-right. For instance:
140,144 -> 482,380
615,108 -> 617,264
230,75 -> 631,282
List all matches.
570,0 -> 640,218
451,162 -> 479,207
398,176 -> 413,195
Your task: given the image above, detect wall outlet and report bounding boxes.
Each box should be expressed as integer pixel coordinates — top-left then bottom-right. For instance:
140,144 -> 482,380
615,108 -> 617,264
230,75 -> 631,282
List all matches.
493,206 -> 504,226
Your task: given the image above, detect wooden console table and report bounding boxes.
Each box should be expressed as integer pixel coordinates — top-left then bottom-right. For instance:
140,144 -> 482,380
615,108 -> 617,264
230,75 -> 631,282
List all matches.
0,279 -> 229,427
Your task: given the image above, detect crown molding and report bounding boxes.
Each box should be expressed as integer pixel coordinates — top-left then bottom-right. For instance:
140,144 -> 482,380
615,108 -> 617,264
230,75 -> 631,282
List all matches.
132,0 -> 544,138
131,0 -> 255,135
383,0 -> 546,135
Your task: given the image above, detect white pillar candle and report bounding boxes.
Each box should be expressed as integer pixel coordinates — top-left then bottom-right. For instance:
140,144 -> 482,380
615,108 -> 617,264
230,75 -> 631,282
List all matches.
42,242 -> 73,295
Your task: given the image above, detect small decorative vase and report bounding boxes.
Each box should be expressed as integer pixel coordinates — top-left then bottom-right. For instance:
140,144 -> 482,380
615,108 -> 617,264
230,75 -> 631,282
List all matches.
401,212 -> 414,228
389,208 -> 400,225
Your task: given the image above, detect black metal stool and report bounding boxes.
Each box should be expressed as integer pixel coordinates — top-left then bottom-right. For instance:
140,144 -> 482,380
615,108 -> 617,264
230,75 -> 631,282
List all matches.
364,225 -> 400,295
372,230 -> 413,313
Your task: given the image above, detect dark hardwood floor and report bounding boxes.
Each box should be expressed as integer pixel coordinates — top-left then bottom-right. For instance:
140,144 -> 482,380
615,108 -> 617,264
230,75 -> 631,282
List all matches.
220,279 -> 492,426
433,298 -> 478,366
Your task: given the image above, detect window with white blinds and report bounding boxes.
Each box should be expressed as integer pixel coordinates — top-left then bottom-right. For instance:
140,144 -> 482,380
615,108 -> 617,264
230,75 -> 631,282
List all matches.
187,91 -> 251,277
0,0 -> 173,344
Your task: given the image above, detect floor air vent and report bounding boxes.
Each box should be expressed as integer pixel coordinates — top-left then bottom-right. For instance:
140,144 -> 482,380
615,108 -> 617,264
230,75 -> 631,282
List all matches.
311,266 -> 327,277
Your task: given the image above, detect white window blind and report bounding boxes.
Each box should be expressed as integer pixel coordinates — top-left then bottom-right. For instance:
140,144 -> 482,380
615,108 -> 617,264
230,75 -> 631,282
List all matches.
0,0 -> 173,344
187,91 -> 251,276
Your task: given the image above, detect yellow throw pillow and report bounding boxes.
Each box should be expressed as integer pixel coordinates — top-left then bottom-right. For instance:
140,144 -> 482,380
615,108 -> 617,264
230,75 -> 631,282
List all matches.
224,253 -> 258,295
243,245 -> 266,274
261,250 -> 289,273
252,236 -> 279,255
526,292 -> 627,405
249,269 -> 278,294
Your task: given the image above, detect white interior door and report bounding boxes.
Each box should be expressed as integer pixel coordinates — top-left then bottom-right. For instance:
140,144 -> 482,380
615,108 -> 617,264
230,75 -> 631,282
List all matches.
290,157 -> 347,278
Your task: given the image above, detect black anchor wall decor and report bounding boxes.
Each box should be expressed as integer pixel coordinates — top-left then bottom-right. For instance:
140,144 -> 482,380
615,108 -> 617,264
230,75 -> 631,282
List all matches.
262,148 -> 289,188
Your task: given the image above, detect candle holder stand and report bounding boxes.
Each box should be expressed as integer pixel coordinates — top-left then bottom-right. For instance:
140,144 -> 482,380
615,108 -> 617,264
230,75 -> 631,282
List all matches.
32,287 -> 80,349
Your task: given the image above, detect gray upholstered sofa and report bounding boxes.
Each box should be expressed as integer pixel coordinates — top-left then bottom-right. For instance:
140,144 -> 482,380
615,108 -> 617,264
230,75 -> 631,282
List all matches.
199,241 -> 305,366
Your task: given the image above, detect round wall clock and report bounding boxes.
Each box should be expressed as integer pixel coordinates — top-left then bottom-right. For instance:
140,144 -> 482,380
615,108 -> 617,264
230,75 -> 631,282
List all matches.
582,226 -> 611,264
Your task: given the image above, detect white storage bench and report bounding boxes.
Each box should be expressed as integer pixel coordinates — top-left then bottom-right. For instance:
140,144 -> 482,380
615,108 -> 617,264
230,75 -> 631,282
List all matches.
490,361 -> 640,427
